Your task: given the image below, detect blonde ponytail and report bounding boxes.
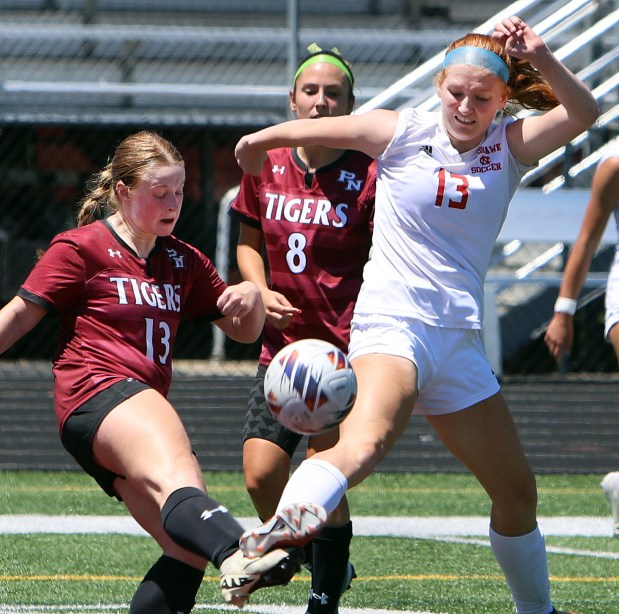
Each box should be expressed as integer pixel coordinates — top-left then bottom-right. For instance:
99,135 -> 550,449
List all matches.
75,164 -> 116,227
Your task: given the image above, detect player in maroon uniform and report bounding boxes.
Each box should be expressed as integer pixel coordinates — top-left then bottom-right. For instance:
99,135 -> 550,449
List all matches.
230,45 -> 375,614
0,131 -> 303,613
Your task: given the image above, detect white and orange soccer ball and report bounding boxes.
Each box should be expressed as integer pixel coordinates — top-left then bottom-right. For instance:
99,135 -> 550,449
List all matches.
264,338 -> 357,436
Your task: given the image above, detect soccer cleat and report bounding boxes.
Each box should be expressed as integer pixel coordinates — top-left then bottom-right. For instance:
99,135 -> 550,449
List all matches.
220,547 -> 304,608
551,609 -> 578,613
600,471 -> 619,538
240,503 -> 328,559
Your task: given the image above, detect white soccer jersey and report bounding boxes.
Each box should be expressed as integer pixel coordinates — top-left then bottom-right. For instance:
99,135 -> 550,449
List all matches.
355,108 -> 531,329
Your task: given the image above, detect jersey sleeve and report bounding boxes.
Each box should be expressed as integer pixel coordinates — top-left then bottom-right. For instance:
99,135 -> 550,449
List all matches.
182,248 -> 228,322
18,235 -> 86,314
229,172 -> 262,229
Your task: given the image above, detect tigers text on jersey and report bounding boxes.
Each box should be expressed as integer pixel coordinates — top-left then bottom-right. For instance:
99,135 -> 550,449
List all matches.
18,220 -> 226,433
357,108 -> 532,329
231,148 -> 375,364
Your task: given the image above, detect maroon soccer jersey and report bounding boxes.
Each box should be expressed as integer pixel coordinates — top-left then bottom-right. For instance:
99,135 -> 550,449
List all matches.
231,148 -> 375,364
18,220 -> 226,433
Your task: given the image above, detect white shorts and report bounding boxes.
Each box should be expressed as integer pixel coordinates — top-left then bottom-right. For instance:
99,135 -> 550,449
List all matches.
605,250 -> 619,339
348,313 -> 500,416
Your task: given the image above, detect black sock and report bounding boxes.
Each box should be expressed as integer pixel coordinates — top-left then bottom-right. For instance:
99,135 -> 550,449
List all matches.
307,521 -> 354,614
303,541 -> 314,571
161,487 -> 243,568
129,555 -> 205,614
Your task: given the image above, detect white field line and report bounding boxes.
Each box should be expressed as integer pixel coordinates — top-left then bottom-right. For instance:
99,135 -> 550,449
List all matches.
418,535 -> 619,560
3,514 -> 616,563
0,515 -> 613,537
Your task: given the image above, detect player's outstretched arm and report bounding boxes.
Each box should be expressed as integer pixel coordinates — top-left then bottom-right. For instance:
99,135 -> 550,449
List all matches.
0,296 -> 46,355
235,109 -> 398,175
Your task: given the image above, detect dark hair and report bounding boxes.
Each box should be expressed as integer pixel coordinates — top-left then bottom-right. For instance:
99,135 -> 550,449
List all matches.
293,46 -> 355,102
76,131 -> 184,227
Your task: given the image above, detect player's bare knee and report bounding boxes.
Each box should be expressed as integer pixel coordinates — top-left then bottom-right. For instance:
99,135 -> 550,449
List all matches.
493,480 -> 538,518
327,497 -> 351,525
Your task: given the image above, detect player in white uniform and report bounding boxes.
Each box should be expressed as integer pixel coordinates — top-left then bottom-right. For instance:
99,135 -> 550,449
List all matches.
234,16 -> 598,614
545,146 -> 619,539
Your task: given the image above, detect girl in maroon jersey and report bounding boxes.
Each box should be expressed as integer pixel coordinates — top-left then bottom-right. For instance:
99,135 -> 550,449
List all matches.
0,131 -> 303,612
230,45 -> 375,614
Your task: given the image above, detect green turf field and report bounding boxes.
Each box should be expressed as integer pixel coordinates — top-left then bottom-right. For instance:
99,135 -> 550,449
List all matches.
0,471 -> 617,613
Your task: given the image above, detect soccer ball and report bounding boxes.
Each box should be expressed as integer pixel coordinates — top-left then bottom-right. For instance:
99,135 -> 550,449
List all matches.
264,338 -> 357,436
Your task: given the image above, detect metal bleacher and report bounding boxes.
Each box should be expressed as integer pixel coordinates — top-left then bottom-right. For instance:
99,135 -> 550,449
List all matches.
0,0 -> 462,126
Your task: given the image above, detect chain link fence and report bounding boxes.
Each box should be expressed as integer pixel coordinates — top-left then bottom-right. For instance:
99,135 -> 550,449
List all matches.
0,0 -> 617,373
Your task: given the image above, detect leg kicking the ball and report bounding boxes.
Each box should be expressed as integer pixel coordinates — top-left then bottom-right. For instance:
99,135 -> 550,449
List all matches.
241,341 -> 352,560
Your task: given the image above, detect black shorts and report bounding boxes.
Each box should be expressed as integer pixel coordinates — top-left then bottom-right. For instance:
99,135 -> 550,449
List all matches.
243,364 -> 304,457
60,378 -> 150,498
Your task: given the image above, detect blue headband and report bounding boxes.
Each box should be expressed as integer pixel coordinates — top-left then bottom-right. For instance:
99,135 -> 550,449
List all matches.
443,46 -> 510,83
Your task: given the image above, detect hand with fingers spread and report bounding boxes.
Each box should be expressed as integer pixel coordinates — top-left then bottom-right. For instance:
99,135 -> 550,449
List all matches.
492,15 -> 548,61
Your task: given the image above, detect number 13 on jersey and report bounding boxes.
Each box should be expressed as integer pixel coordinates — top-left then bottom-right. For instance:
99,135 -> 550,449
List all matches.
435,168 -> 469,210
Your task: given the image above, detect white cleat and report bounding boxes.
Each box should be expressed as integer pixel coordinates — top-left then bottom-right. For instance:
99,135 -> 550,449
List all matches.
220,547 -> 304,608
240,502 -> 328,559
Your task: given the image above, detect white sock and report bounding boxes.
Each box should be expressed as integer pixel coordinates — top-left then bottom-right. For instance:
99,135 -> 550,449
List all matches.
276,458 -> 348,516
489,525 -> 554,614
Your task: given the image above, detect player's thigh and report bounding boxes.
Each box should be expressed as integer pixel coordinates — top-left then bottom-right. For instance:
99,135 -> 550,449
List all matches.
93,389 -> 204,504
426,392 -> 536,503
343,353 -> 418,454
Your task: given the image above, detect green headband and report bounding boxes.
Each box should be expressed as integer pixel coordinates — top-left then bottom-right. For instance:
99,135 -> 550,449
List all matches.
294,53 -> 353,86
